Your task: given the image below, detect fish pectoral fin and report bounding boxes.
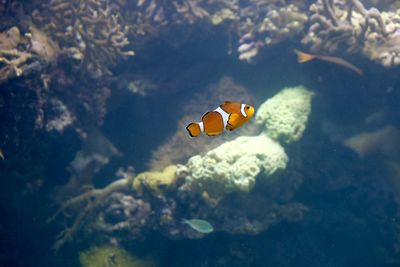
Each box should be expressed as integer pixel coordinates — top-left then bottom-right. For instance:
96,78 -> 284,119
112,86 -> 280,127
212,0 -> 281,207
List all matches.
227,113 -> 240,129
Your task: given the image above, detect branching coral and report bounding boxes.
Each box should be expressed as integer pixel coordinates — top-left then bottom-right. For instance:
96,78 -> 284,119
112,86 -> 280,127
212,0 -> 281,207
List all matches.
0,26 -> 32,83
48,168 -> 135,250
303,0 -> 400,67
0,23 -> 61,83
27,0 -> 309,67
236,1 -> 307,61
32,0 -> 134,77
30,0 -> 236,77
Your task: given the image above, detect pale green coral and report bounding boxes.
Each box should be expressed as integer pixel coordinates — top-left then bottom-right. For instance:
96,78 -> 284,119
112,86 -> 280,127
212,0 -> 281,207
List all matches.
256,86 -> 314,144
79,245 -> 156,267
186,134 -> 288,198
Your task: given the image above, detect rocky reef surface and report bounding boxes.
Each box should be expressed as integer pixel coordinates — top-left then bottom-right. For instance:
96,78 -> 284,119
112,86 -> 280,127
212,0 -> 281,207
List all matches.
47,86 -> 312,249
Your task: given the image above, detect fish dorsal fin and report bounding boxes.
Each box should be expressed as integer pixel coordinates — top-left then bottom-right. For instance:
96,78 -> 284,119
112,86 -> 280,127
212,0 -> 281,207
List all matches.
220,101 -> 233,111
220,101 -> 241,114
294,49 -> 315,63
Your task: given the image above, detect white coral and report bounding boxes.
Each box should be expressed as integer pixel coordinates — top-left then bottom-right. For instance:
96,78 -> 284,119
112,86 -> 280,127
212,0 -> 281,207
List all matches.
256,86 -> 314,144
184,86 -> 314,198
186,134 -> 288,197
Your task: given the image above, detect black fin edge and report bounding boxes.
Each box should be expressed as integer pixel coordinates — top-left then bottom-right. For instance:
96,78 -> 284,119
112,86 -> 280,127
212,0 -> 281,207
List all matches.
186,123 -> 196,137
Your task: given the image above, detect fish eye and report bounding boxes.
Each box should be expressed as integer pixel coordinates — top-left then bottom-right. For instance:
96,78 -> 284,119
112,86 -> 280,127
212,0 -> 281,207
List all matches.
245,106 -> 250,110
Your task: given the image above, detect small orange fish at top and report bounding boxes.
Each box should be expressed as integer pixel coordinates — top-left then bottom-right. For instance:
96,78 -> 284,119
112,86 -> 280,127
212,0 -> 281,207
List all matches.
186,101 -> 255,137
294,49 -> 363,76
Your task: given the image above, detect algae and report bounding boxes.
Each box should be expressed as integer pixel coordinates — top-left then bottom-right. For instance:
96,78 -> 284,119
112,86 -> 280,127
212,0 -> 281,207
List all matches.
79,245 -> 156,267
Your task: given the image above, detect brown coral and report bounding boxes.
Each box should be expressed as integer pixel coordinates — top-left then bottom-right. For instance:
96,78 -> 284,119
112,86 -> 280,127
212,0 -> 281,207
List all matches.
32,0 -> 134,77
0,26 -> 32,83
303,0 -> 400,67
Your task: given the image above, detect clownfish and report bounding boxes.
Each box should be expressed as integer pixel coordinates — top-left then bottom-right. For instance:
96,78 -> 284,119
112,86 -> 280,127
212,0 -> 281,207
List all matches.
186,101 -> 255,137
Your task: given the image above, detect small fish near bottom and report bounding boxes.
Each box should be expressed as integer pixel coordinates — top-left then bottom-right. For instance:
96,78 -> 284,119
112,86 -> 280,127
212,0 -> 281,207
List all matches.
183,219 -> 214,234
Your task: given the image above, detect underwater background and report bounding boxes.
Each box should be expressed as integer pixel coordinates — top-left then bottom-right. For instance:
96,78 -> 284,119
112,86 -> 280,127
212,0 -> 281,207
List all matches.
1,0 -> 400,266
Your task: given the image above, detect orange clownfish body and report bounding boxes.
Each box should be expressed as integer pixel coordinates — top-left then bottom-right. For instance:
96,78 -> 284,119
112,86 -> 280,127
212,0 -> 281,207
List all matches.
186,101 -> 255,137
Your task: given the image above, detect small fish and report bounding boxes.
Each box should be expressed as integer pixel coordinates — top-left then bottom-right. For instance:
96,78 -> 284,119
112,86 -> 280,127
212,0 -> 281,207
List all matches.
183,219 -> 214,234
294,49 -> 363,76
186,101 -> 255,137
0,149 -> 4,160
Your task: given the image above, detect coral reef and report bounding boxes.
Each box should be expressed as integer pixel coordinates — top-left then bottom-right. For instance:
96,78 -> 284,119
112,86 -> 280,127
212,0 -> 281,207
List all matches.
80,245 -> 156,267
303,0 -> 400,67
184,134 -> 288,197
256,86 -> 314,144
259,4 -> 308,46
133,165 -> 181,195
172,86 -> 313,234
32,0 -> 134,77
91,193 -> 152,241
26,0 -> 307,65
0,26 -> 32,83
148,76 -> 257,171
237,3 -> 307,61
210,8 -> 238,25
49,85 -> 313,248
0,23 -> 62,84
2,1 -> 400,265
27,25 -> 60,62
48,167 -> 136,250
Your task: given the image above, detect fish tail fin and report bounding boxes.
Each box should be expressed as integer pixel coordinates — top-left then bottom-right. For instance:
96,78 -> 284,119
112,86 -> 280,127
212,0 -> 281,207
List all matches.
294,49 -> 316,63
186,122 -> 202,137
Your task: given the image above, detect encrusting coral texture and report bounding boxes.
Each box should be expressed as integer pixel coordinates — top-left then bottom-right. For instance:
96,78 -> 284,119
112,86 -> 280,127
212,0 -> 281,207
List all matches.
185,134 -> 288,197
256,86 -> 314,144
